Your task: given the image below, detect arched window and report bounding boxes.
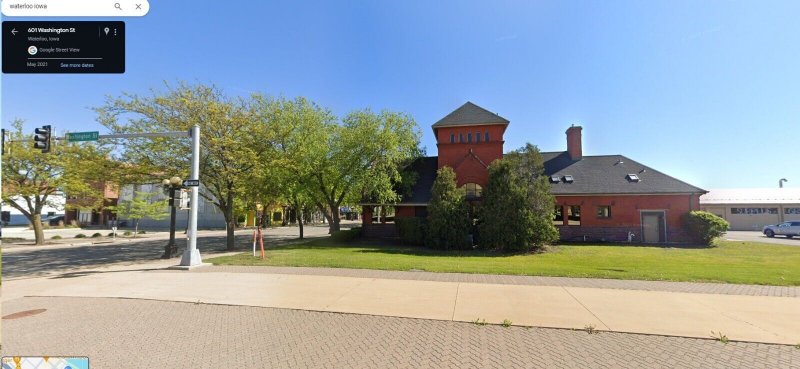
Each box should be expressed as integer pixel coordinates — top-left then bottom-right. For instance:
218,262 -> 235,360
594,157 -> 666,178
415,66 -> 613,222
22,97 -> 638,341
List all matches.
484,132 -> 490,142
463,183 -> 483,198
476,132 -> 481,143
468,133 -> 472,143
450,133 -> 455,143
459,133 -> 464,143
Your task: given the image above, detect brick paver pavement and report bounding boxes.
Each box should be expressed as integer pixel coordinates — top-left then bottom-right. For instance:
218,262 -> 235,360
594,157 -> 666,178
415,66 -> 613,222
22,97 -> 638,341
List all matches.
3,296 -> 798,369
194,265 -> 800,297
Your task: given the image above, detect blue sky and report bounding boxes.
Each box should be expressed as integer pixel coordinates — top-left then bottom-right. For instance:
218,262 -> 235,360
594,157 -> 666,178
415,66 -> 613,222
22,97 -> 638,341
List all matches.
3,0 -> 799,189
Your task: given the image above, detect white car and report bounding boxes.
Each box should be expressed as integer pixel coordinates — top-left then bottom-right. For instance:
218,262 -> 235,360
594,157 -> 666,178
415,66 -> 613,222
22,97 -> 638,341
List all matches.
762,221 -> 800,238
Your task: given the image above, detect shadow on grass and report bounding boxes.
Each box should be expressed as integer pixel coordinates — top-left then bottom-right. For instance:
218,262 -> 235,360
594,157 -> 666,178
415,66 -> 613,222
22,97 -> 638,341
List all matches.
556,241 -> 714,249
265,237 -> 716,261
273,238 -> 538,258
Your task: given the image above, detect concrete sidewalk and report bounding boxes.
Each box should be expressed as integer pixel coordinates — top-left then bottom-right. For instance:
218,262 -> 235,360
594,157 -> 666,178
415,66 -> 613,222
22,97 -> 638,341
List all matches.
4,267 -> 799,345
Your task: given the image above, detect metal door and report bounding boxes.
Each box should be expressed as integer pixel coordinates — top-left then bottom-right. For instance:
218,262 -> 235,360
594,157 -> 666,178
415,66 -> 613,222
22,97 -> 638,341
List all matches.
641,211 -> 666,243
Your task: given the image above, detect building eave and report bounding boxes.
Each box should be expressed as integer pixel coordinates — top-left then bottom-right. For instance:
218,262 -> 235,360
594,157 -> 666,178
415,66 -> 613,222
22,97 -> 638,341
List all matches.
553,192 -> 704,197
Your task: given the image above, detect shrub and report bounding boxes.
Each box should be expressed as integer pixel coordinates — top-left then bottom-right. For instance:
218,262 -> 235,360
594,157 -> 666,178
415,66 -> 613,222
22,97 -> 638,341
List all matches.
91,232 -> 103,238
138,230 -> 146,234
123,231 -> 133,236
331,228 -> 360,242
51,235 -> 62,240
684,211 -> 729,245
107,232 -> 115,237
74,233 -> 87,238
396,217 -> 426,246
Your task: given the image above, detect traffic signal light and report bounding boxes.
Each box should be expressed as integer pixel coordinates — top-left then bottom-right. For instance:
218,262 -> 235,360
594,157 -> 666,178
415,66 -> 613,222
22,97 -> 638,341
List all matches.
33,125 -> 51,153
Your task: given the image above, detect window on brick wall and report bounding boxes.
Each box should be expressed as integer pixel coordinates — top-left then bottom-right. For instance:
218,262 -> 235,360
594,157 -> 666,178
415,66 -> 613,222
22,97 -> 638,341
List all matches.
463,183 -> 483,199
460,133 -> 464,143
476,132 -> 481,142
450,133 -> 454,143
553,205 -> 564,226
485,132 -> 489,142
468,133 -> 472,143
597,205 -> 611,218
568,206 -> 581,225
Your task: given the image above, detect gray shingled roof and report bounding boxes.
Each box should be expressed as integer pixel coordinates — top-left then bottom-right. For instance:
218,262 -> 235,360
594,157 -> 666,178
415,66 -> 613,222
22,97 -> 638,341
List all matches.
385,152 -> 705,207
432,102 -> 509,130
542,152 -> 706,195
397,156 -> 438,205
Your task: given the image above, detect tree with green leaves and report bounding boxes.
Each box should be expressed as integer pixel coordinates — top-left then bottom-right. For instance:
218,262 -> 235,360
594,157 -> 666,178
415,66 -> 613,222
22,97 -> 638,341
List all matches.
1,119 -> 115,245
96,82 -> 268,250
505,143 -> 559,247
480,144 -> 559,251
478,160 -> 537,251
425,166 -> 472,249
250,95 -> 333,239
113,190 -> 168,237
309,109 -> 421,234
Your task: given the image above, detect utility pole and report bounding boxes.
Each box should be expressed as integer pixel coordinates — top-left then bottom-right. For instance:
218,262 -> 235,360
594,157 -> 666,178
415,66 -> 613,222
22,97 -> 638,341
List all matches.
779,178 -> 788,188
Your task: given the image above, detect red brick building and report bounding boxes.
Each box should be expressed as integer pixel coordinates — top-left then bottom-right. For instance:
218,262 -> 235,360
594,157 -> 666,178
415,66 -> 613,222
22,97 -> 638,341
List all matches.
363,102 -> 706,243
65,181 -> 119,226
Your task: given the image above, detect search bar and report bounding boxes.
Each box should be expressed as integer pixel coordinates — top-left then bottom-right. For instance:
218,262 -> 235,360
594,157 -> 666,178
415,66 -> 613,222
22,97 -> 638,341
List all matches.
1,0 -> 149,16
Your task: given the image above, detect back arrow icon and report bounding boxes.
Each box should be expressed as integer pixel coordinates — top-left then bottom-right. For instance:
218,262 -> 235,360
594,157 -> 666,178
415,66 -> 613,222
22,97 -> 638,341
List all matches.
11,28 -> 17,35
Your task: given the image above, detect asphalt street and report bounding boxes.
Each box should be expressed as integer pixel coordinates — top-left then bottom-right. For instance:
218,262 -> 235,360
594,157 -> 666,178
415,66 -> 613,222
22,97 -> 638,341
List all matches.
1,225 -> 332,279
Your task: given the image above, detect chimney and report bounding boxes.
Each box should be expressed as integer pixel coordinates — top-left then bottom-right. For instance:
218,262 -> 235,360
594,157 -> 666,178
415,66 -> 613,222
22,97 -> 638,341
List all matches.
566,125 -> 582,161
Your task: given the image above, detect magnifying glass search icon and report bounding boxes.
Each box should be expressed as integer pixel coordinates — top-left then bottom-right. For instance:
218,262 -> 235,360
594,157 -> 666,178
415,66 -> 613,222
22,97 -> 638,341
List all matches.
114,3 -> 122,10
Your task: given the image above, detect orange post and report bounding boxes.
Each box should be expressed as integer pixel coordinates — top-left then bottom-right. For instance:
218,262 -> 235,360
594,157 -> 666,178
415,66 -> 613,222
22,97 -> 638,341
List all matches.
258,227 -> 265,259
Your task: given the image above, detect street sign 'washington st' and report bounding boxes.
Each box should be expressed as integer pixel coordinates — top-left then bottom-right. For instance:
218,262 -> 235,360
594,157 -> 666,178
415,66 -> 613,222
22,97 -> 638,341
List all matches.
66,131 -> 99,142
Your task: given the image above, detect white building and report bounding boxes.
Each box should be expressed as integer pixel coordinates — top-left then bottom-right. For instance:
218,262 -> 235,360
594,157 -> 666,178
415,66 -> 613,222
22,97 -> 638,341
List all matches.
1,194 -> 66,226
700,188 -> 800,231
117,183 -> 226,229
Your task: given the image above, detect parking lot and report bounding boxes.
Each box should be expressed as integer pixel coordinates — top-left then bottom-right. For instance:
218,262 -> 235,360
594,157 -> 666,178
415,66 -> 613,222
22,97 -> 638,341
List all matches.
724,231 -> 800,246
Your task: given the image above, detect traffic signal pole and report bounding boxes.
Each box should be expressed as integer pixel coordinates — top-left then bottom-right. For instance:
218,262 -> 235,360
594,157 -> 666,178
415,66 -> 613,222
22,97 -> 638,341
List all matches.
179,125 -> 202,267
51,125 -> 205,268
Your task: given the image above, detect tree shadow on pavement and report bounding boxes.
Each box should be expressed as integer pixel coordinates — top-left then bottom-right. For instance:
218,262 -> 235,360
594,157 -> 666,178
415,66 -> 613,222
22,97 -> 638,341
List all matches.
3,234 -> 252,279
48,267 -> 167,279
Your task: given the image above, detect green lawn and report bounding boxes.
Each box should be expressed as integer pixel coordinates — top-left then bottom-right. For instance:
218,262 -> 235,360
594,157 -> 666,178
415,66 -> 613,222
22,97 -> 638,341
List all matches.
206,238 -> 800,286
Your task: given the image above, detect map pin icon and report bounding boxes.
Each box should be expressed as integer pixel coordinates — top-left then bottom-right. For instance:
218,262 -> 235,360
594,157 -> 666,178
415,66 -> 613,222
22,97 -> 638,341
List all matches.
104,27 -> 110,35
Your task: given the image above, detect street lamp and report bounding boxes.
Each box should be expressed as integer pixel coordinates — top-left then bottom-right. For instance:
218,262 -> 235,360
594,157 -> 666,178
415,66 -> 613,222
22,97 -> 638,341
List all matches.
161,176 -> 182,259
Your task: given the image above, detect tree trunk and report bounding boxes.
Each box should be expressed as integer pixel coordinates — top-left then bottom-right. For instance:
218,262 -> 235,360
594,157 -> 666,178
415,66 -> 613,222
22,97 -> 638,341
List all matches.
292,197 -> 304,239
226,220 -> 235,250
31,213 -> 45,245
298,212 -> 304,239
328,203 -> 341,233
260,206 -> 269,228
134,220 -> 139,238
223,206 -> 235,251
